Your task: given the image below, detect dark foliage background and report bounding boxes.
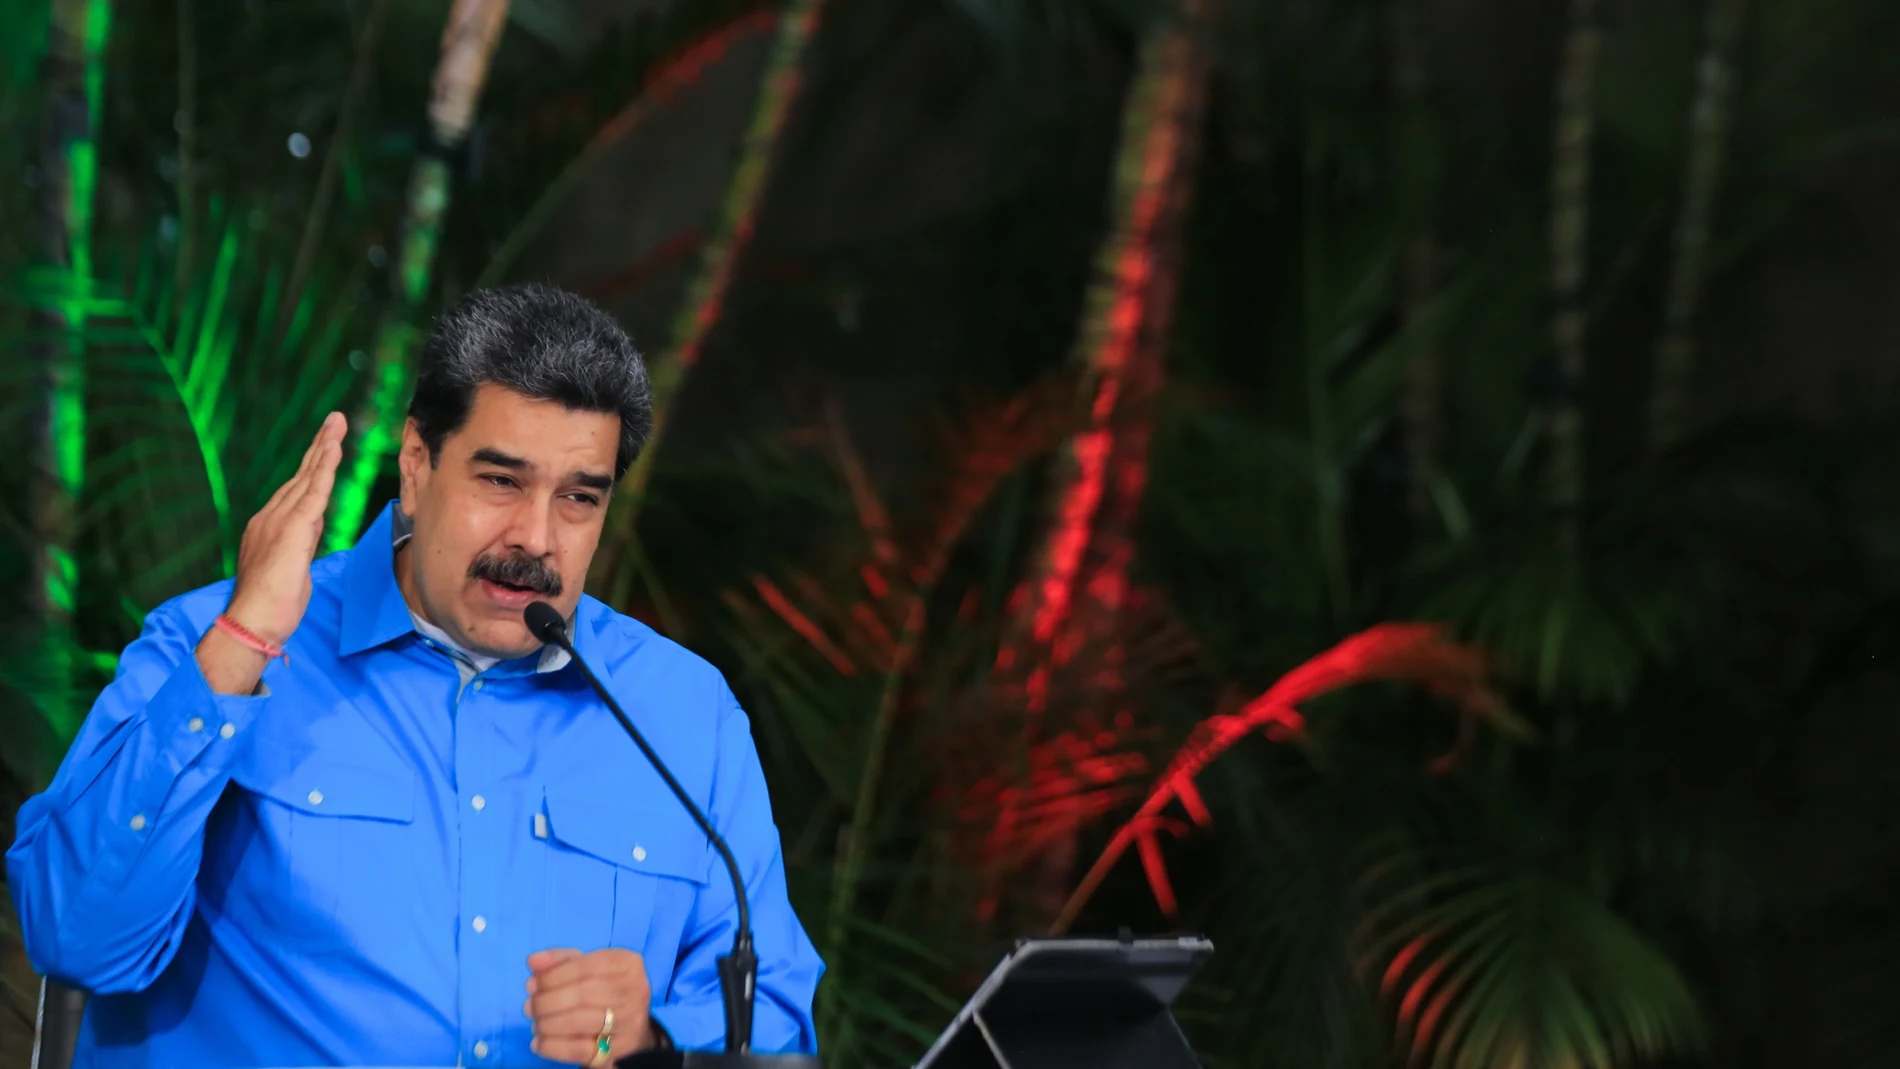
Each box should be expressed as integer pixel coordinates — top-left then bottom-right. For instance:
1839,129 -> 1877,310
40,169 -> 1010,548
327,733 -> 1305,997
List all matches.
4,0 -> 1900,1066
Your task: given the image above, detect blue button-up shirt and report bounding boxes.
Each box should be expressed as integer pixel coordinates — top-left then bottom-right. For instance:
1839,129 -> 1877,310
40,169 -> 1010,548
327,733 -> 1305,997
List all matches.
7,502 -> 824,1068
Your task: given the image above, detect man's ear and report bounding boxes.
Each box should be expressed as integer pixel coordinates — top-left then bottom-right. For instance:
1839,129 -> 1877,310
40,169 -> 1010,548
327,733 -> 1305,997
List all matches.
397,419 -> 427,517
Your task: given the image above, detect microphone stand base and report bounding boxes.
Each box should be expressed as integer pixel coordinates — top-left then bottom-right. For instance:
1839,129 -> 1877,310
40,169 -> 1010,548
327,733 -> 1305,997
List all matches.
616,1052 -> 823,1069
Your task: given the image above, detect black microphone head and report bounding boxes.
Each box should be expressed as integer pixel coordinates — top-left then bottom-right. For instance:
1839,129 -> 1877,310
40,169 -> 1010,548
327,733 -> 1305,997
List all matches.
524,601 -> 569,644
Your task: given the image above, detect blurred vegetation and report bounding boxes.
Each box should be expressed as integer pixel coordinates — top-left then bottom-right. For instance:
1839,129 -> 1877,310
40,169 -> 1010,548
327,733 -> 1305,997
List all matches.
4,0 -> 1900,1067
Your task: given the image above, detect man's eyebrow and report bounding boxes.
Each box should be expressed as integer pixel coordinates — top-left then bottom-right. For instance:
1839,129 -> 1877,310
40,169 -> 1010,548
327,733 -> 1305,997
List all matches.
469,447 -> 530,470
470,448 -> 610,491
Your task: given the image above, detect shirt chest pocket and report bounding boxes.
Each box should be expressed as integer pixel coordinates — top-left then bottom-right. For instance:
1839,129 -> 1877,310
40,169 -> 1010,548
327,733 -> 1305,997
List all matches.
230,758 -> 418,954
537,788 -> 710,957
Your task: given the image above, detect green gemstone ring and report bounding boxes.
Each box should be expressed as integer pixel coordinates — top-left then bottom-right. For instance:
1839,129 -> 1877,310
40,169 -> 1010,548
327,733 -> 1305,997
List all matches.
593,1007 -> 615,1065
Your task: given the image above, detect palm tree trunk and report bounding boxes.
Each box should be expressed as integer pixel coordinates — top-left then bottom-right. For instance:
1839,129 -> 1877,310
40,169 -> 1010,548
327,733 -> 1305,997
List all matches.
624,0 -> 828,503
986,0 -> 1216,928
328,0 -> 510,551
27,0 -> 112,746
589,0 -> 831,609
276,0 -> 396,345
1647,0 -> 1744,452
1547,0 -> 1600,549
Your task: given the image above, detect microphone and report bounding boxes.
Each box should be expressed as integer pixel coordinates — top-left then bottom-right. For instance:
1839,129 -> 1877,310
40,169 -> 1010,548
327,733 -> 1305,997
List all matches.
526,602 -> 817,1068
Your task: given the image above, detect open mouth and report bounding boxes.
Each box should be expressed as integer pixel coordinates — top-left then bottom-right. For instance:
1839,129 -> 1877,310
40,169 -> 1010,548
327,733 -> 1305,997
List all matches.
468,553 -> 562,604
478,578 -> 544,606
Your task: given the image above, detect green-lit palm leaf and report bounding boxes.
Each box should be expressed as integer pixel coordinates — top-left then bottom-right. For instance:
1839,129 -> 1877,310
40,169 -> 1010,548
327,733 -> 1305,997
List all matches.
1178,817 -> 1385,1069
10,204 -> 366,643
1362,861 -> 1705,1069
1426,541 -> 1697,706
814,912 -> 966,1068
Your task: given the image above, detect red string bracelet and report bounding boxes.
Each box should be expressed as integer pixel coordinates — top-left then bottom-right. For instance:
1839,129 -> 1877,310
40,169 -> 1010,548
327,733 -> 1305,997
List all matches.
213,613 -> 289,666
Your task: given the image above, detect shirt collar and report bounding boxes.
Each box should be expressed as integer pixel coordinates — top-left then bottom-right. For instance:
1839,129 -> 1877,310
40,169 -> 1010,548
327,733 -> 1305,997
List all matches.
337,501 -> 586,675
338,503 -> 416,659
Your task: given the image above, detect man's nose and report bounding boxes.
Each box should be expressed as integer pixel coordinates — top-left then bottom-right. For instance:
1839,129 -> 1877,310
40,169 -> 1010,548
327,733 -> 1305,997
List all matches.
503,494 -> 555,558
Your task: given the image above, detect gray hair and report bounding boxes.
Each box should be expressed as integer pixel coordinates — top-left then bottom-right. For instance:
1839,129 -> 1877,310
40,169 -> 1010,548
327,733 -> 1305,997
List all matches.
408,283 -> 651,479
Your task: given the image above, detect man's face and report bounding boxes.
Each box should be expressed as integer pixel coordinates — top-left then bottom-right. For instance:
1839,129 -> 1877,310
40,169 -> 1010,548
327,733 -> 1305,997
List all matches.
396,383 -> 620,659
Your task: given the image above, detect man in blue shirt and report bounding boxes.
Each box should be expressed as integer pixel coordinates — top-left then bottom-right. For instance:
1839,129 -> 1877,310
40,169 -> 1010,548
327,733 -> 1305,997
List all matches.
7,284 -> 824,1068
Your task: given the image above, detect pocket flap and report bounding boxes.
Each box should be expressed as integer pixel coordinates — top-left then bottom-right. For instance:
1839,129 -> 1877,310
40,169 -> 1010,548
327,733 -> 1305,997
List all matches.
247,756 -> 417,823
542,788 -> 710,884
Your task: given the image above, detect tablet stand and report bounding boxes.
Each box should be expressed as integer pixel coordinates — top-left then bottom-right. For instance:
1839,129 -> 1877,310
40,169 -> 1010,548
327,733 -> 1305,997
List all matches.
912,935 -> 1214,1069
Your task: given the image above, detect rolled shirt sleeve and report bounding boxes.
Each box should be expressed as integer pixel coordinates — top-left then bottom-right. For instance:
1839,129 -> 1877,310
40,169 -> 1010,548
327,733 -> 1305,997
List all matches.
7,599 -> 268,993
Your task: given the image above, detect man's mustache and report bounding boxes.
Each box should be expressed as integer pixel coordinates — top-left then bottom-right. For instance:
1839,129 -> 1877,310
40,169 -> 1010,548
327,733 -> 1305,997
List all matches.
468,553 -> 564,597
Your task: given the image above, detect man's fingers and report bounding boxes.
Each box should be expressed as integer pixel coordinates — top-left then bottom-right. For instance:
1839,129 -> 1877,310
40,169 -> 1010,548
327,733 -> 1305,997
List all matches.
528,1036 -> 599,1066
527,947 -> 586,979
260,438 -> 320,514
289,413 -> 340,484
522,950 -> 652,1065
281,427 -> 343,522
525,985 -> 589,1021
534,948 -> 624,981
292,437 -> 342,525
525,976 -> 619,1020
531,952 -> 632,996
257,475 -> 298,518
259,413 -> 342,517
529,1005 -> 629,1040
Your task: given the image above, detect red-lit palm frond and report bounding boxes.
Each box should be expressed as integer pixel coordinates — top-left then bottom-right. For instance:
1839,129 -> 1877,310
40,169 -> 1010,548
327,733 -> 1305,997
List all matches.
897,373 -> 1080,584
1355,862 -> 1705,1069
1052,624 -> 1517,930
477,5 -> 783,292
946,600 -> 1203,924
959,718 -> 1154,859
730,381 -> 1076,665
721,382 -> 1082,806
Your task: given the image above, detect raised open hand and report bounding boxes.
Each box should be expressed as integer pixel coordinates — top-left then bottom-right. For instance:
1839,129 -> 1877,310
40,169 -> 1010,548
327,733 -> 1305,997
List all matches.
195,412 -> 347,694
223,411 -> 348,646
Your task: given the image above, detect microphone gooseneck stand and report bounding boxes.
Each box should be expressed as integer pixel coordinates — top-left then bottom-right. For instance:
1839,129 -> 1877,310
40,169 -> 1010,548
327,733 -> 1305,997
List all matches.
524,603 -> 820,1069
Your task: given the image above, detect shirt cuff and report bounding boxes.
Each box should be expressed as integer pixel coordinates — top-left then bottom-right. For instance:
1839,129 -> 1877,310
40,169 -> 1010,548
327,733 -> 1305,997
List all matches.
73,649 -> 271,897
646,1000 -> 722,1053
139,649 -> 268,785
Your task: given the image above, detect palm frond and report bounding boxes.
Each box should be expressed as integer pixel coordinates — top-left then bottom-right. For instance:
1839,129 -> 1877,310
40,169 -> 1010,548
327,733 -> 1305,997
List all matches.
1054,624 -> 1524,930
816,911 -> 967,1065
1362,862 -> 1705,1069
6,203 -> 366,629
1427,540 -> 1698,706
1179,821 -> 1385,1069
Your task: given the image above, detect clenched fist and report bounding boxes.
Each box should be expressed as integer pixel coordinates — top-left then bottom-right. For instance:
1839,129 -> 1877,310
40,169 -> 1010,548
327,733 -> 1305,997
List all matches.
195,412 -> 346,695
524,947 -> 659,1065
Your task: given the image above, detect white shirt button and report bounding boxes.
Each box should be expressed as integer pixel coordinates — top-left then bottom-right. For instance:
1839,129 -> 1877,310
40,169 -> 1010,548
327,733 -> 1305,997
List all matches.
129,814 -> 147,831
308,790 -> 323,806
472,679 -> 485,691
472,915 -> 487,933
187,717 -> 204,733
472,1041 -> 489,1059
219,723 -> 236,739
632,846 -> 647,862
471,795 -> 486,811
